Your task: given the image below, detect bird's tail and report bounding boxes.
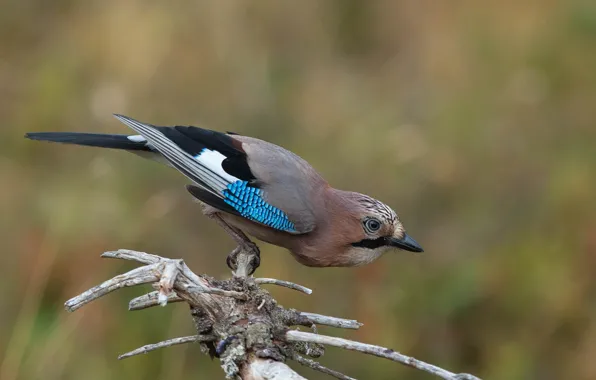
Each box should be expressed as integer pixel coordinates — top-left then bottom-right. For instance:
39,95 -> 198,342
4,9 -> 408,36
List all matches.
24,132 -> 151,151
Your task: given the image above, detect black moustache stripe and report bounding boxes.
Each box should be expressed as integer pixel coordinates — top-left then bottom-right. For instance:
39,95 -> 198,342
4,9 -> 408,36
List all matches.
351,237 -> 388,249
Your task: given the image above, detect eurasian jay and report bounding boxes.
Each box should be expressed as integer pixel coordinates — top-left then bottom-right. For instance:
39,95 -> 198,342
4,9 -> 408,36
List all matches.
26,115 -> 423,273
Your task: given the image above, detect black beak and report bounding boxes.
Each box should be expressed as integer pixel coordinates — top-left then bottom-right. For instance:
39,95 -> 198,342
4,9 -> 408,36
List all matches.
389,234 -> 424,253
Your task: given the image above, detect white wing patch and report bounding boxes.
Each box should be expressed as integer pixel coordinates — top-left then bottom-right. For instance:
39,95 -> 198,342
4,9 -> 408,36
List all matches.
127,135 -> 146,143
194,149 -> 239,183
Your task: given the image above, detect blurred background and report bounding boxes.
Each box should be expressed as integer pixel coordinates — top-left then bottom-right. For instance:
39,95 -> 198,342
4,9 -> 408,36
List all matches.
1,1 -> 595,379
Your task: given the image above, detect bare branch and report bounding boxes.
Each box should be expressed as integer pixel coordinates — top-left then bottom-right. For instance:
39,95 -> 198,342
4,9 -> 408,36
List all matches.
65,248 -> 480,380
158,260 -> 180,305
257,299 -> 266,310
292,354 -> 356,380
131,281 -> 319,311
177,260 -> 208,285
118,335 -> 215,360
254,278 -> 312,295
174,260 -> 248,299
102,249 -> 162,264
64,264 -> 160,312
286,331 -> 481,380
186,285 -> 248,300
129,291 -> 183,311
300,312 -> 362,330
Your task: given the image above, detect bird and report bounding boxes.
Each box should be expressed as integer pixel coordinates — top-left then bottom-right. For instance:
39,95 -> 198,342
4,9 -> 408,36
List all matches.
26,115 -> 423,274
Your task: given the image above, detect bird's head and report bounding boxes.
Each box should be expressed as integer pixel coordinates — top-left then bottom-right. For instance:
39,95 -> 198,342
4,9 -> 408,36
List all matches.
339,193 -> 423,265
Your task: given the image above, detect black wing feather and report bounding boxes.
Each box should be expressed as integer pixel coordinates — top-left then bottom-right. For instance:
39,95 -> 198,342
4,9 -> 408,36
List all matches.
175,126 -> 242,157
155,126 -> 256,182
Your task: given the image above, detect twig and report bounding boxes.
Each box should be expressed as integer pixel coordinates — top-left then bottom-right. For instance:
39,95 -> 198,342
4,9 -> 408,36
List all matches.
127,285 -> 248,308
286,331 -> 481,380
292,354 -> 356,380
102,249 -> 162,264
186,285 -> 248,300
64,264 -> 160,312
254,278 -> 313,295
118,335 -> 215,360
158,260 -> 180,305
129,291 -> 184,310
300,312 -> 362,330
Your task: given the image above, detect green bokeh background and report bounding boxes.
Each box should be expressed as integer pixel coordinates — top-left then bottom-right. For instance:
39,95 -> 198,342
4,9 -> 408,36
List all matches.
1,1 -> 596,379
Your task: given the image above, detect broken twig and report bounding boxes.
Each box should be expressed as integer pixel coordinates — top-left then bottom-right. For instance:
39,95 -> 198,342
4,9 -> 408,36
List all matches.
119,335 -> 216,360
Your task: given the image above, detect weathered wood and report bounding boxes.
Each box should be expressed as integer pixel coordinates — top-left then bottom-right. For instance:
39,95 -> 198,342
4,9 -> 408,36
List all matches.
65,248 -> 481,380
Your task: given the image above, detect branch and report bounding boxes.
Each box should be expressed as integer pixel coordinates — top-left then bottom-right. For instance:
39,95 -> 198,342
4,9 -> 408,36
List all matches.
300,312 -> 362,330
292,354 -> 356,380
64,249 -> 481,380
64,249 -> 306,379
65,263 -> 160,312
102,249 -> 161,264
286,331 -> 481,380
186,285 -> 248,300
129,291 -> 183,310
254,278 -> 313,295
118,335 -> 215,360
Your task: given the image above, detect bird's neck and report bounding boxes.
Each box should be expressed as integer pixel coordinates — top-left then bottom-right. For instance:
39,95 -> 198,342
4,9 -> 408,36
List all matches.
316,187 -> 362,236
322,188 -> 361,215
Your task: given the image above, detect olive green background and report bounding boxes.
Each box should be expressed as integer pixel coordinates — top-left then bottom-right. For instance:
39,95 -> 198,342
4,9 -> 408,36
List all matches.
1,1 -> 596,379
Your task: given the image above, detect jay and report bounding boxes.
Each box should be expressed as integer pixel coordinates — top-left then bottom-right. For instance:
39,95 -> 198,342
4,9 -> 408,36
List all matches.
26,115 -> 423,273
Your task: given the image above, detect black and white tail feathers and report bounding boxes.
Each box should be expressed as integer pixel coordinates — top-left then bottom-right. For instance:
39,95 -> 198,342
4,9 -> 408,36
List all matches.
25,115 -> 255,213
24,132 -> 151,151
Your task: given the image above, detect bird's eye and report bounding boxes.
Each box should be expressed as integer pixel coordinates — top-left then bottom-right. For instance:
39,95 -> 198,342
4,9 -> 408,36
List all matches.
364,218 -> 382,233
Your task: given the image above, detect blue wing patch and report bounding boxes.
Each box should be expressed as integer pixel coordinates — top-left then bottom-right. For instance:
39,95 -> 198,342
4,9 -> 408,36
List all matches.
223,181 -> 296,232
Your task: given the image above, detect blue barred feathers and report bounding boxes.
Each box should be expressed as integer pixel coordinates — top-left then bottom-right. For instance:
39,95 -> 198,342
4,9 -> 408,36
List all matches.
222,181 -> 296,232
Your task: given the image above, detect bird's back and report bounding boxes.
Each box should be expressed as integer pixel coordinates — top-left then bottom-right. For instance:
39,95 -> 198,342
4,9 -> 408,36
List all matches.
233,135 -> 328,233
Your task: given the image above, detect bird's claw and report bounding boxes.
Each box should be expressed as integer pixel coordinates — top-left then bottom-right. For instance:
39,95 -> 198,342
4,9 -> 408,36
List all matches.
226,247 -> 241,272
226,242 -> 260,276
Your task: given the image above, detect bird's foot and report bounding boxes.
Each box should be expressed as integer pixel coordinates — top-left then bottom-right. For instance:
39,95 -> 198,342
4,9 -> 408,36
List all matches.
225,247 -> 241,271
226,242 -> 260,277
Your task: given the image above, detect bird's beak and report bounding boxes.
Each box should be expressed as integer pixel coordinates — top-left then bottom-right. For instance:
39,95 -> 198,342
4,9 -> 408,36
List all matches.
388,234 -> 424,253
